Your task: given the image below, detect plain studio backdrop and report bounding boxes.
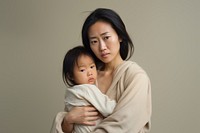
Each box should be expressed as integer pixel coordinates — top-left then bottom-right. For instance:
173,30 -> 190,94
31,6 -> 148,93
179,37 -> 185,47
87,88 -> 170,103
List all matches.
0,0 -> 199,133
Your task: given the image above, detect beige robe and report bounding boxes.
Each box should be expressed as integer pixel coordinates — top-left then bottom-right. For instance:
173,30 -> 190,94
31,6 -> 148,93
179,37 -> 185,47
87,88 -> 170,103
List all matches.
65,84 -> 116,133
50,61 -> 152,133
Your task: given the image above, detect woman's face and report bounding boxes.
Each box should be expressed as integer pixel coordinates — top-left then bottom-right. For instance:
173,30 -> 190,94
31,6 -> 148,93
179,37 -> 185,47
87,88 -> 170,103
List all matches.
88,21 -> 122,64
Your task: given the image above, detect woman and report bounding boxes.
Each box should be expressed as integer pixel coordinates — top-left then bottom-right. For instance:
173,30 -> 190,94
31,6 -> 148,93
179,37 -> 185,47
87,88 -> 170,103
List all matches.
51,8 -> 152,133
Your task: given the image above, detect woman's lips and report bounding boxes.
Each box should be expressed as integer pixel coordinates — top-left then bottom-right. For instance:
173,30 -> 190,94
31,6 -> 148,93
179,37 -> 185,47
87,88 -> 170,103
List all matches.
101,53 -> 109,58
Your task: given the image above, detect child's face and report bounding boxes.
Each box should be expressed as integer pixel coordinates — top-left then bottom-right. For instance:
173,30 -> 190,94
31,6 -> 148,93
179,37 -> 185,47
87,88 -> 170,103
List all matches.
73,55 -> 97,85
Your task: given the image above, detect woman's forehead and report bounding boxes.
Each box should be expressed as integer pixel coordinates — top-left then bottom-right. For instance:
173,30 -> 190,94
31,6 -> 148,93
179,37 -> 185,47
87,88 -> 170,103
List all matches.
88,21 -> 114,37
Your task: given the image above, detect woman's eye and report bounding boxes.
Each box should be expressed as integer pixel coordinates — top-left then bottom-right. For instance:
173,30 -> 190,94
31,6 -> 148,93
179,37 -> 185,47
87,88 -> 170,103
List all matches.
104,36 -> 110,40
90,40 -> 98,44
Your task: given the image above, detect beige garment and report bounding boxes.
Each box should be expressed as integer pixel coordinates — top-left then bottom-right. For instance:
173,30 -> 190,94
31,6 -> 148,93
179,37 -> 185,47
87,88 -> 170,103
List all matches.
50,61 -> 152,133
65,84 -> 116,133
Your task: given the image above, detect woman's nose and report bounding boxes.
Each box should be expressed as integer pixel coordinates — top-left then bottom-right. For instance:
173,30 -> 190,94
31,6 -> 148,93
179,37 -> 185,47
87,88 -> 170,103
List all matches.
99,40 -> 107,51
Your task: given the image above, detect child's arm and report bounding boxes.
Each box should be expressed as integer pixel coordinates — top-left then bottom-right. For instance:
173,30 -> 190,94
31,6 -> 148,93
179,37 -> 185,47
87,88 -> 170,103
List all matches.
68,84 -> 116,117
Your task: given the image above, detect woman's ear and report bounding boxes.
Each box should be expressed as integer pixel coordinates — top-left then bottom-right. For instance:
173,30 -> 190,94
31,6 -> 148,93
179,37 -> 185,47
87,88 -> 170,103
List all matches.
119,37 -> 122,43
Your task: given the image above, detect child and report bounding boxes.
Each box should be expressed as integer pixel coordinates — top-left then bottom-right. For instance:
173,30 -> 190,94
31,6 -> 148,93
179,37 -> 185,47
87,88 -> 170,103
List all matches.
62,46 -> 116,133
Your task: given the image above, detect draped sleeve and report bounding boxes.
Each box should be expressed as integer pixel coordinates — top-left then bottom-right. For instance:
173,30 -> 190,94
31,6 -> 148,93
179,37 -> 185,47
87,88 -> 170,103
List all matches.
91,61 -> 152,133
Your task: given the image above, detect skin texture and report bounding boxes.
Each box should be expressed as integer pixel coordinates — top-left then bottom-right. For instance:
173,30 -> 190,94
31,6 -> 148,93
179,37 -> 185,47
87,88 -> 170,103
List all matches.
88,21 -> 123,94
88,21 -> 122,65
73,55 -> 97,85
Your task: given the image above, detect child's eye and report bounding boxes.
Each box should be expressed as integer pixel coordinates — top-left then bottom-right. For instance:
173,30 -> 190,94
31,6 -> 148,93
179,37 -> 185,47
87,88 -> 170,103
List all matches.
90,65 -> 96,69
80,69 -> 85,72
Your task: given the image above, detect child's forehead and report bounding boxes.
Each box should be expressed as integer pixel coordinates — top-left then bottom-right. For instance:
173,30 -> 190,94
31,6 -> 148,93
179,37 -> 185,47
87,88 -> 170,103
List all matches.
78,54 -> 94,61
76,54 -> 95,65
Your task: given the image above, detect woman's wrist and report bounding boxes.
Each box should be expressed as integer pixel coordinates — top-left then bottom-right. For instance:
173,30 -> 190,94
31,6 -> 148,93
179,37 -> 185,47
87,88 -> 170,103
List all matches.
61,113 -> 74,133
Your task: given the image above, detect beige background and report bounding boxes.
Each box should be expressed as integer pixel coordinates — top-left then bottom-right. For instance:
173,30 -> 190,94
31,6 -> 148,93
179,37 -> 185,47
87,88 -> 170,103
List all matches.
0,0 -> 199,133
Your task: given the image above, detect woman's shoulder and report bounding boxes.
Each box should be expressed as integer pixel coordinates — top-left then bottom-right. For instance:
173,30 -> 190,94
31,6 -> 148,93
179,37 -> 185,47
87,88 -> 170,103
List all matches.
119,61 -> 149,81
126,61 -> 145,72
115,61 -> 150,91
127,61 -> 150,81
117,61 -> 146,74
112,61 -> 148,83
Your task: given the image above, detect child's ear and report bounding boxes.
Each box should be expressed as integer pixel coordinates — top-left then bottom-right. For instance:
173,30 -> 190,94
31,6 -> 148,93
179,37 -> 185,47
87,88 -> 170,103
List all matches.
67,74 -> 74,80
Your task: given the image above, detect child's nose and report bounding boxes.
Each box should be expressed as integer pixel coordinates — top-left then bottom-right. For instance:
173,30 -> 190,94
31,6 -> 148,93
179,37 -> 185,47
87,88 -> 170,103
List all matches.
88,71 -> 93,76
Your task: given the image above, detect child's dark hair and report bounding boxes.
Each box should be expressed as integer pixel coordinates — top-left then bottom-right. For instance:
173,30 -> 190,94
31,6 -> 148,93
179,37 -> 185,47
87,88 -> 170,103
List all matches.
62,45 -> 95,87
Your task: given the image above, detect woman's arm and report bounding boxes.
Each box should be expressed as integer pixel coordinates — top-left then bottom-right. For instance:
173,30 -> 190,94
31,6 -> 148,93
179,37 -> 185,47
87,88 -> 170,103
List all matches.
50,106 -> 99,133
92,70 -> 152,133
50,112 -> 68,133
61,113 -> 74,133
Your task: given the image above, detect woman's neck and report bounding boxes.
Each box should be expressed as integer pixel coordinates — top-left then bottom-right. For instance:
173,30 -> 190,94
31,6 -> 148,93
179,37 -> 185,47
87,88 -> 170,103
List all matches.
97,57 -> 124,93
104,57 -> 124,74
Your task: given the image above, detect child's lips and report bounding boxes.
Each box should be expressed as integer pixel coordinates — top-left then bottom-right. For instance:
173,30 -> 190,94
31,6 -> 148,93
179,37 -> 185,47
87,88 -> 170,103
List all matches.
88,78 -> 95,83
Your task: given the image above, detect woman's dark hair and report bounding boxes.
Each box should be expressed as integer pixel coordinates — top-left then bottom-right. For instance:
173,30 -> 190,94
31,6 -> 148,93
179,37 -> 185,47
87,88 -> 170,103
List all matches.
62,45 -> 95,87
82,8 -> 134,68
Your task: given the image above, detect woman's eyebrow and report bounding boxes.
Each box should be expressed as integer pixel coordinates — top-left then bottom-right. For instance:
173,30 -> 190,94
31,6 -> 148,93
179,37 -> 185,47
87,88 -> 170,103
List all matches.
100,32 -> 109,36
89,36 -> 97,40
89,32 -> 109,39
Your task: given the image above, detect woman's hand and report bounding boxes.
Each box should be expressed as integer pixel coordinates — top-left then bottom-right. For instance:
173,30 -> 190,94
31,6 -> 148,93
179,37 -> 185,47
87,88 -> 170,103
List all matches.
67,106 -> 99,125
62,106 -> 100,133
